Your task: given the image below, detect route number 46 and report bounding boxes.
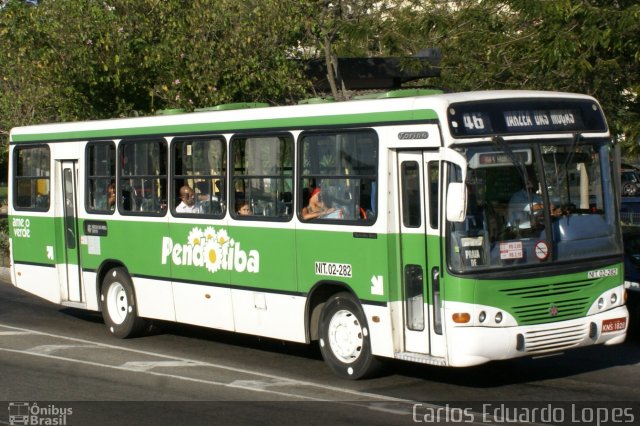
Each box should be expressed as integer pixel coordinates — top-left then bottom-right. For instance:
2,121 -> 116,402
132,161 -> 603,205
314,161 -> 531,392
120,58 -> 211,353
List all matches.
463,113 -> 485,130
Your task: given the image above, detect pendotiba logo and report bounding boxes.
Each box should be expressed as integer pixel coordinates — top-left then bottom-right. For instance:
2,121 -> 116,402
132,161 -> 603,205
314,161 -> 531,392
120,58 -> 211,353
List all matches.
161,226 -> 259,273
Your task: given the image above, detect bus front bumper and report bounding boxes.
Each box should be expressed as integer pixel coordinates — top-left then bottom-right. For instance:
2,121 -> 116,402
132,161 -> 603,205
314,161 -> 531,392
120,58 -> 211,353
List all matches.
445,305 -> 628,367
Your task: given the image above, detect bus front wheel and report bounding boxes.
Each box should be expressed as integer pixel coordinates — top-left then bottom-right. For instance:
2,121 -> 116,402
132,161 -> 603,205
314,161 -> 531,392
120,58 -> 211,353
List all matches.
100,267 -> 148,338
318,292 -> 380,379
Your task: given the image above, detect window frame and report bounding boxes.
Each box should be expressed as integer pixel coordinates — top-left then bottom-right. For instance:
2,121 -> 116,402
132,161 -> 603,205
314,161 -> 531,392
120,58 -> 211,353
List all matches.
297,129 -> 379,226
85,140 -> 116,215
171,135 -> 227,219
12,144 -> 51,212
117,138 -> 168,217
229,132 -> 295,222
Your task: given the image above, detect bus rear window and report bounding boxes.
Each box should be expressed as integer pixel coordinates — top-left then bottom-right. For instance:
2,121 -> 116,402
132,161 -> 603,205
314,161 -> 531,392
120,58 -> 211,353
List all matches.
13,145 -> 50,211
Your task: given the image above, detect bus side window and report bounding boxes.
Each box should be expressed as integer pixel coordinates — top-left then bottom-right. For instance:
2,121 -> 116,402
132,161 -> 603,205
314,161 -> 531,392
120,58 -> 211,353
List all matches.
427,161 -> 439,229
119,139 -> 167,216
299,130 -> 378,224
401,161 -> 421,228
230,134 -> 294,220
13,146 -> 51,212
172,136 -> 226,218
86,141 -> 115,214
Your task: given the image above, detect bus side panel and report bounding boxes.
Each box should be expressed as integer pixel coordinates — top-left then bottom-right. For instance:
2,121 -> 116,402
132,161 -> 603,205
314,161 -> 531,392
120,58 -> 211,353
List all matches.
295,228 -> 391,301
171,282 -> 231,328
232,290 -> 307,341
226,225 -> 303,340
295,227 -> 396,354
363,304 -> 396,358
12,264 -> 60,304
135,277 -> 177,322
79,218 -> 175,321
10,215 -> 64,304
81,271 -> 100,311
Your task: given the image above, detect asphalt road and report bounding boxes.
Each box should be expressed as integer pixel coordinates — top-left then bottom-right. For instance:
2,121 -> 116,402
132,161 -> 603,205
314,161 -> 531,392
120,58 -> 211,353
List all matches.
1,271 -> 639,425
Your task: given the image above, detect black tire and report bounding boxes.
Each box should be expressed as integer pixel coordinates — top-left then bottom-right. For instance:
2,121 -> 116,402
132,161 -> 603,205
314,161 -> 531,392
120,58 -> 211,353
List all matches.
318,292 -> 381,379
100,267 -> 149,338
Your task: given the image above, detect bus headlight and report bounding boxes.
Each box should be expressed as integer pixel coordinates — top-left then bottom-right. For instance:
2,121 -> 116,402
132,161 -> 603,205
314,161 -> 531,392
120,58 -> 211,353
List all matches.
495,312 -> 503,324
610,293 -> 618,305
598,298 -> 605,309
478,311 -> 486,323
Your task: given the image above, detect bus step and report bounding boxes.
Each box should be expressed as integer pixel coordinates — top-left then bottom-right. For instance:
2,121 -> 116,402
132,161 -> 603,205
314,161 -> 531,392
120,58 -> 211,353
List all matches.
61,301 -> 87,309
394,352 -> 447,366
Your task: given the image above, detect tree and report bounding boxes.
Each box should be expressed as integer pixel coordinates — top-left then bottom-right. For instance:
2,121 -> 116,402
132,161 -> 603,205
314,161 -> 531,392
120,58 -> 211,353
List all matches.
1,0 -> 639,158
400,0 -> 640,155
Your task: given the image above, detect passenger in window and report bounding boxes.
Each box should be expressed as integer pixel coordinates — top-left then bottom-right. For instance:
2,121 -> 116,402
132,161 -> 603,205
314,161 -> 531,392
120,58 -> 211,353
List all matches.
176,185 -> 202,214
301,187 -> 337,220
508,174 -> 561,229
236,201 -> 252,216
107,183 -> 116,211
508,175 -> 542,229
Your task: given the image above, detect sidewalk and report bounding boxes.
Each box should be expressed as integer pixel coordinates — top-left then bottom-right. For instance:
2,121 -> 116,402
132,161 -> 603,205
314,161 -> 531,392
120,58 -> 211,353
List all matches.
0,266 -> 10,283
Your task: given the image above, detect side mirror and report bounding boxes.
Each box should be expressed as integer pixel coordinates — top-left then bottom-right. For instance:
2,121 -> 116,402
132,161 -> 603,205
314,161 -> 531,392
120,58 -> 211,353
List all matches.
446,182 -> 467,222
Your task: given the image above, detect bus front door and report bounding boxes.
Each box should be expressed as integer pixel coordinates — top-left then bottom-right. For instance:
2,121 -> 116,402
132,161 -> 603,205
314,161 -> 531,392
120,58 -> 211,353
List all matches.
58,160 -> 83,303
398,151 -> 445,358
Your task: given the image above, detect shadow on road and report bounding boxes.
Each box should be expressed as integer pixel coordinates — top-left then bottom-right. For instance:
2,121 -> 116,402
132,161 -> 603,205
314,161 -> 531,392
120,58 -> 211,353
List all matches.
382,337 -> 640,387
54,293 -> 640,387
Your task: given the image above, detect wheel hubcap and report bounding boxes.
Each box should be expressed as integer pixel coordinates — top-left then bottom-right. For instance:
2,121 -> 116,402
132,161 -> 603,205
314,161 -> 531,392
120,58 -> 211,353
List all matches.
327,309 -> 363,363
106,283 -> 128,325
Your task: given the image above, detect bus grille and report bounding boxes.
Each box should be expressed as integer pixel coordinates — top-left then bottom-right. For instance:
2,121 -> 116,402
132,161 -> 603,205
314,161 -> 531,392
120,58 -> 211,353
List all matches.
500,280 -> 594,325
500,280 -> 594,298
521,323 -> 589,354
511,297 -> 591,324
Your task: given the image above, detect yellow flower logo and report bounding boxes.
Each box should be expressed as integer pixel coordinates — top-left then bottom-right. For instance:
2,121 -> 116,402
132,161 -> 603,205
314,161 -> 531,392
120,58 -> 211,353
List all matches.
204,240 -> 223,273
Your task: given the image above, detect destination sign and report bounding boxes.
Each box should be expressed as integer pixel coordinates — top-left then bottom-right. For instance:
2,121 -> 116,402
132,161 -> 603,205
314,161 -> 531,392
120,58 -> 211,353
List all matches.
502,109 -> 583,132
448,98 -> 607,138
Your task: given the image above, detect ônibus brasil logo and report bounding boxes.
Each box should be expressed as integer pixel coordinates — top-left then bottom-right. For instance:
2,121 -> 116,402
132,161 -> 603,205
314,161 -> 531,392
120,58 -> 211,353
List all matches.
161,226 -> 259,273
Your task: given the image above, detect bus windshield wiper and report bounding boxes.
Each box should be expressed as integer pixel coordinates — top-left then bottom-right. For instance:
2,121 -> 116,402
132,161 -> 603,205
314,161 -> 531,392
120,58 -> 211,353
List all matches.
492,135 -> 530,188
554,132 -> 582,190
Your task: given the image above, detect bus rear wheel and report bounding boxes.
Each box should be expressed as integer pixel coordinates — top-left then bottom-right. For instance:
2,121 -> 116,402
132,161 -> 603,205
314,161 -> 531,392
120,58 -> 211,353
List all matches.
100,267 -> 148,338
318,292 -> 380,379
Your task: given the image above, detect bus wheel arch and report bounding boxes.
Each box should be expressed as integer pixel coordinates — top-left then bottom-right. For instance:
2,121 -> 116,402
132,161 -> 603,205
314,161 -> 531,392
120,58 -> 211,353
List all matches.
99,265 -> 149,338
310,287 -> 381,379
306,281 -> 355,342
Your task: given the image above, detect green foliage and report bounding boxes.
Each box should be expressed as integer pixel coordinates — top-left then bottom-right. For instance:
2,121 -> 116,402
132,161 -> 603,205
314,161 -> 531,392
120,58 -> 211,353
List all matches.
0,0 -> 639,158
405,0 -> 640,155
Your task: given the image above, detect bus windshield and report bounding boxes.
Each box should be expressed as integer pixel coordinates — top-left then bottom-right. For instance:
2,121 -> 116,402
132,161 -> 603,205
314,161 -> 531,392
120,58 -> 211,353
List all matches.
448,138 -> 621,273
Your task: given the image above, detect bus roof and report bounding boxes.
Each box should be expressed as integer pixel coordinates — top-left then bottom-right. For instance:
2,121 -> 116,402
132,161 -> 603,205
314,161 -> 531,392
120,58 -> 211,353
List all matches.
9,90 -> 601,143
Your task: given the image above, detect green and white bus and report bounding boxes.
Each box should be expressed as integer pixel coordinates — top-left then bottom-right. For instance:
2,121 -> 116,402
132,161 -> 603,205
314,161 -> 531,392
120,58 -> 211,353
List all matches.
8,90 -> 629,379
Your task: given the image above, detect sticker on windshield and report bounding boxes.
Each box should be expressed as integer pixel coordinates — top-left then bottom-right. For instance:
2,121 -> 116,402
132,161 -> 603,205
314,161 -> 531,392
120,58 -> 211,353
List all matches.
500,241 -> 523,260
461,236 -> 485,266
534,241 -> 549,261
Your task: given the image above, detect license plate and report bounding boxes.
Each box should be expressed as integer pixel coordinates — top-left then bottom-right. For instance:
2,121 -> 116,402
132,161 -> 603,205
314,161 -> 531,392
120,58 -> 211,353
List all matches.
602,318 -> 626,333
